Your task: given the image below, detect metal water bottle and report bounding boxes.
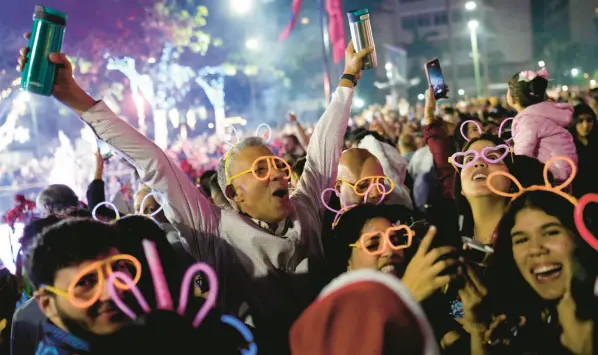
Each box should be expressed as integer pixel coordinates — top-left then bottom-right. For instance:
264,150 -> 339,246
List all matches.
20,5 -> 67,96
347,8 -> 377,70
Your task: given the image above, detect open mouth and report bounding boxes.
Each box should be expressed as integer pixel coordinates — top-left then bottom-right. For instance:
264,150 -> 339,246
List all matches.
379,265 -> 395,274
472,173 -> 488,181
530,263 -> 562,283
272,188 -> 289,198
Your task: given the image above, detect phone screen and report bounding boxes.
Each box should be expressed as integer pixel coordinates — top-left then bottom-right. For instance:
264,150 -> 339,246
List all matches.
426,59 -> 447,100
97,139 -> 113,160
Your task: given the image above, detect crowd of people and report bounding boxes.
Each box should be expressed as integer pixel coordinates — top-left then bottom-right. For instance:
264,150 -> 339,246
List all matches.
1,33 -> 598,355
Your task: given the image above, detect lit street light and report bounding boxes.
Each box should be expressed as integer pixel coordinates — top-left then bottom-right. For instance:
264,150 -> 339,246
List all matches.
245,38 -> 260,51
231,0 -> 252,14
354,98 -> 365,108
538,61 -> 545,68
591,79 -> 597,87
562,85 -> 569,92
417,94 -> 425,101
571,68 -> 579,77
468,20 -> 482,97
465,1 -> 477,11
458,89 -> 465,96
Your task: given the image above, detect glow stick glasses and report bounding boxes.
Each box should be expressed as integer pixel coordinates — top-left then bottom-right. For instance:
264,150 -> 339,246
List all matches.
349,225 -> 414,255
337,176 -> 395,196
41,254 -> 141,309
449,144 -> 513,170
321,182 -> 387,229
225,156 -> 292,185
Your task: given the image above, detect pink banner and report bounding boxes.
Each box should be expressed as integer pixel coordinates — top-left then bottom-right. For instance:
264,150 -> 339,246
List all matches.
326,0 -> 345,63
279,0 -> 303,40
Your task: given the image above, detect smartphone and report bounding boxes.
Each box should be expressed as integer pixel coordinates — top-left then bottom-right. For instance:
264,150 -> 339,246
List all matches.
97,139 -> 113,160
425,59 -> 448,100
461,237 -> 494,268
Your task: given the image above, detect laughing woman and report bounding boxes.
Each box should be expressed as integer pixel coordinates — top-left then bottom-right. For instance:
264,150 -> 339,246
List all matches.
482,190 -> 597,354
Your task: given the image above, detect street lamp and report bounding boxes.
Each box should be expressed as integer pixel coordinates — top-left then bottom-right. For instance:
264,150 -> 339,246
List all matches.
417,94 -> 425,101
458,89 -> 465,96
571,68 -> 579,77
245,38 -> 260,51
538,61 -> 545,68
354,98 -> 365,108
231,0 -> 252,14
465,1 -> 477,11
468,20 -> 482,98
562,85 -> 569,92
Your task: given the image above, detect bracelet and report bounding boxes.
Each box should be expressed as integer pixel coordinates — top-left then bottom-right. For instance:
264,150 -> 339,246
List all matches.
340,73 -> 358,87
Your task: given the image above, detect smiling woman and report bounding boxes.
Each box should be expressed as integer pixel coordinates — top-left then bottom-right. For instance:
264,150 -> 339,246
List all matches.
483,190 -> 596,353
452,134 -> 514,244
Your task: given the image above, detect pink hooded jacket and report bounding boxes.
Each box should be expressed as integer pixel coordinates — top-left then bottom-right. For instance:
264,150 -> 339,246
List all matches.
512,101 -> 578,182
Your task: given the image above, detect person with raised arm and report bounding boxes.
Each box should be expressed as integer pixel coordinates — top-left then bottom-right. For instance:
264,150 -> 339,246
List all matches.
17,35 -> 372,353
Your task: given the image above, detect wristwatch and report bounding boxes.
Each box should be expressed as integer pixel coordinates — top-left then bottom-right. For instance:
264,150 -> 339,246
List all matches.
340,73 -> 358,87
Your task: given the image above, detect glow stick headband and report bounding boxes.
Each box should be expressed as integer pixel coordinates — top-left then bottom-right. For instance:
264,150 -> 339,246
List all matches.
460,118 -> 513,143
321,182 -> 387,229
92,190 -> 166,225
486,156 -> 598,252
486,155 -> 577,206
223,123 -> 275,185
107,240 -> 256,354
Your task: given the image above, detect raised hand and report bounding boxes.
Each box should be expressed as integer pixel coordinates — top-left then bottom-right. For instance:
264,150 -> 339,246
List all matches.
16,32 -> 96,115
401,226 -> 458,302
343,41 -> 374,78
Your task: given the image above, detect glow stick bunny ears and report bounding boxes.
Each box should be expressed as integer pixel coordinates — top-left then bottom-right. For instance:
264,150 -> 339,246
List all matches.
106,240 -> 257,354
486,155 -> 577,206
224,123 -> 273,147
486,156 -> 598,253
92,190 -> 166,225
460,118 -> 513,143
321,182 -> 388,229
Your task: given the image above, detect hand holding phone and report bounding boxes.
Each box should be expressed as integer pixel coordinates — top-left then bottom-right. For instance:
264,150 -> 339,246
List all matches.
425,58 -> 449,100
97,138 -> 113,160
401,226 -> 459,302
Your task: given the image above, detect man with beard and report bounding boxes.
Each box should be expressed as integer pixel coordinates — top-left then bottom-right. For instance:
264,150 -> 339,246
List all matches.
24,218 -> 130,354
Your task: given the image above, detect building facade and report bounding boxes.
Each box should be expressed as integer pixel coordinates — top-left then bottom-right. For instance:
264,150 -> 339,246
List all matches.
393,0 -> 534,96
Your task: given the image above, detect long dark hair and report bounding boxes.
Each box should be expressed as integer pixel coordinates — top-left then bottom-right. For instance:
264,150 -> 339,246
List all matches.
486,191 -> 595,315
569,103 -> 598,143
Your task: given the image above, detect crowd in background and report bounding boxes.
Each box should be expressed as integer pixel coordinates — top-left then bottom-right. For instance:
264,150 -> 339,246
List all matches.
0,36 -> 598,355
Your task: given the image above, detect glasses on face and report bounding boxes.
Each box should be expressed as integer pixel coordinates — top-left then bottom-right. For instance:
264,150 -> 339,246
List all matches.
449,144 -> 513,170
41,254 -> 142,309
338,176 -> 395,196
349,225 -> 414,256
225,156 -> 292,185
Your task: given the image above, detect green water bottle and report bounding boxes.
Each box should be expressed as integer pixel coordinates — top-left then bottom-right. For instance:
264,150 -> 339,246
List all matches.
20,5 -> 67,96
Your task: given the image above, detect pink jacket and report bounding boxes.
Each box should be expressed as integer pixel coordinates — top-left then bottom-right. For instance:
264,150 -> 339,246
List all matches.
512,101 -> 578,182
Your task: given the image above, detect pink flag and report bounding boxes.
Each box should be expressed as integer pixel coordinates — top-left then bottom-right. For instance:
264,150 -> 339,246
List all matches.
326,0 -> 345,63
279,0 -> 303,40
